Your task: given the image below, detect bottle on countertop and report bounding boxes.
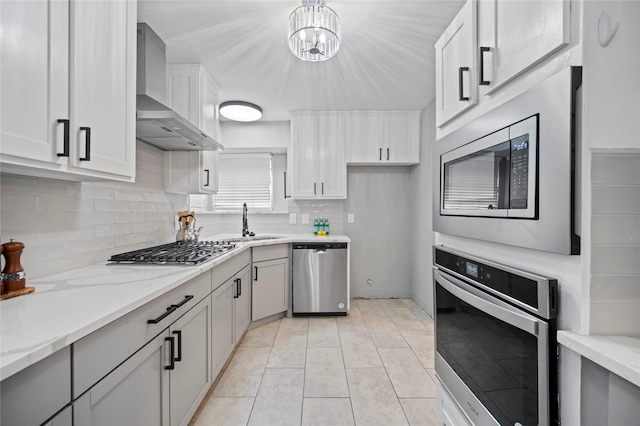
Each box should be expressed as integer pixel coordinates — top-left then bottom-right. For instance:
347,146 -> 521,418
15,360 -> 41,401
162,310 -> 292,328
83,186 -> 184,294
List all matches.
325,217 -> 330,234
313,217 -> 319,235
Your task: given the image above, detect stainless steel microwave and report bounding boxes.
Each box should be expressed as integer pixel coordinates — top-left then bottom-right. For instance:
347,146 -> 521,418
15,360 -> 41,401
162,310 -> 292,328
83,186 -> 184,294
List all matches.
441,115 -> 538,219
433,67 -> 581,255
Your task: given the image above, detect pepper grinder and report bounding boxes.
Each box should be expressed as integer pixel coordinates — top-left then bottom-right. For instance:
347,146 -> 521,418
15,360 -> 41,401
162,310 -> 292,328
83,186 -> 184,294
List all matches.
2,240 -> 26,294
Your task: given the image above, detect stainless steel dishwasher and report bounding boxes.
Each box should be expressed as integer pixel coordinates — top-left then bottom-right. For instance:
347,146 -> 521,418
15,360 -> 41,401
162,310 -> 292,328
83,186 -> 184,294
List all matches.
292,242 -> 348,315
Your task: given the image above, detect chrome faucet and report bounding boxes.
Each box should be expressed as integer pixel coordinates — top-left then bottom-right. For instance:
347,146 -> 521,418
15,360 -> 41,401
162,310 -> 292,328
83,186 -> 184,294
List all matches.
242,203 -> 253,237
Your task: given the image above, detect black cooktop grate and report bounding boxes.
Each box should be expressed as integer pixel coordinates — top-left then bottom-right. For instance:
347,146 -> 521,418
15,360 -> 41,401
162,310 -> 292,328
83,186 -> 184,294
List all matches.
108,241 -> 237,265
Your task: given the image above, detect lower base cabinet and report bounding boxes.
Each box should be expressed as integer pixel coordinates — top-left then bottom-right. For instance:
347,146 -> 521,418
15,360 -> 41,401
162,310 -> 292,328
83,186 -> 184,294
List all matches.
73,296 -> 212,426
252,244 -> 290,321
211,263 -> 251,377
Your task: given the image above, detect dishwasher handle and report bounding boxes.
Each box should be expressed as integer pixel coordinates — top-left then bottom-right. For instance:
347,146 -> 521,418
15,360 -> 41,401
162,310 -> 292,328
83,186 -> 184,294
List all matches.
293,243 -> 347,250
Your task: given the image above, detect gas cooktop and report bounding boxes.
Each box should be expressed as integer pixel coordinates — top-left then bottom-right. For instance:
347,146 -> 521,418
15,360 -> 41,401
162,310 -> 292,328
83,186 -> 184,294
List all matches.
108,241 -> 237,265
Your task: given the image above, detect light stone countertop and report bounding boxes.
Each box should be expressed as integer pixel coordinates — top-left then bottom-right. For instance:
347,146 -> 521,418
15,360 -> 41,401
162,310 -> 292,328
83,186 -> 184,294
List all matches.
0,234 -> 349,381
557,331 -> 640,388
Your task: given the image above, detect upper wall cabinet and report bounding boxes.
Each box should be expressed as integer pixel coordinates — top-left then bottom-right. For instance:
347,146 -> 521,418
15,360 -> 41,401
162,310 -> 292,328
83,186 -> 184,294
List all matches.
165,65 -> 221,194
478,0 -> 570,95
0,0 -> 136,182
345,111 -> 421,165
435,0 -> 477,128
435,0 -> 570,127
289,112 -> 346,199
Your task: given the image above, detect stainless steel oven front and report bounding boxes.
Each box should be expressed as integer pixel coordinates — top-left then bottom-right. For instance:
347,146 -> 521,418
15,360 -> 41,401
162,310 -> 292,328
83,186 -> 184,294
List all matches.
433,246 -> 558,426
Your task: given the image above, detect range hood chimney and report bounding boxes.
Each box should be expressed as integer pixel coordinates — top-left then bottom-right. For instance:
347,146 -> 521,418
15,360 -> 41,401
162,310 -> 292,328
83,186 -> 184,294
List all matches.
136,23 -> 223,151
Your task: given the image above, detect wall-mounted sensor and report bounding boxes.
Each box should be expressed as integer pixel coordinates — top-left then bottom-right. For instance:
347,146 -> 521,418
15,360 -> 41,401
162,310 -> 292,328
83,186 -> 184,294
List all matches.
598,12 -> 619,47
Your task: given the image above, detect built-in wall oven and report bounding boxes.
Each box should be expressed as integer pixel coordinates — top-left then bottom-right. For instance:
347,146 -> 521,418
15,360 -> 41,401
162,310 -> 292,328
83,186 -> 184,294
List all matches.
433,67 -> 582,255
433,246 -> 558,426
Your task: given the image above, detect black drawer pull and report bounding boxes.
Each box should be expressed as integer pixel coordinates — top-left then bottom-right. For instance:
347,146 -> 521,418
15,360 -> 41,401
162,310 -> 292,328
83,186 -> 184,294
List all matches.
171,295 -> 194,309
79,127 -> 91,161
386,148 -> 390,161
458,67 -> 470,101
479,47 -> 491,85
147,305 -> 177,324
233,278 -> 239,299
237,278 -> 242,297
204,169 -> 210,187
379,148 -> 382,161
254,266 -> 258,281
165,336 -> 175,370
57,119 -> 70,157
173,330 -> 182,362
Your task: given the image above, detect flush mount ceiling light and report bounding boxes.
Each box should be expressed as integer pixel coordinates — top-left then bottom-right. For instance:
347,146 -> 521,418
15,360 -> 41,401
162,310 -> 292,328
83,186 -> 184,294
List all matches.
219,101 -> 263,122
288,0 -> 341,62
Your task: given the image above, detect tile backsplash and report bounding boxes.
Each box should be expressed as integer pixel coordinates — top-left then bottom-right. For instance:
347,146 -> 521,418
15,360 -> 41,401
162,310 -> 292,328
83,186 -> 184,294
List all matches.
0,143 -> 188,279
589,150 -> 640,335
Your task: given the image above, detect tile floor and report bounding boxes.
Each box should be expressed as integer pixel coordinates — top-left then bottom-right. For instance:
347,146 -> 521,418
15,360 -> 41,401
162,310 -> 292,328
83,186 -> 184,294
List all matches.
193,299 -> 444,426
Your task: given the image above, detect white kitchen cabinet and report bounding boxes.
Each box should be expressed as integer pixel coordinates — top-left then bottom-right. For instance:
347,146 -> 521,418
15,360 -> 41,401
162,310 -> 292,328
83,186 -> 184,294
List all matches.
72,272 -> 211,426
0,0 -> 136,182
73,332 -> 170,426
164,150 -> 218,194
435,0 -> 570,127
169,297 -> 212,426
0,346 -> 71,426
289,112 -> 347,199
345,112 -> 421,165
478,0 -> 570,95
252,244 -> 290,321
435,0 -> 477,127
211,251 -> 252,377
165,64 -> 221,194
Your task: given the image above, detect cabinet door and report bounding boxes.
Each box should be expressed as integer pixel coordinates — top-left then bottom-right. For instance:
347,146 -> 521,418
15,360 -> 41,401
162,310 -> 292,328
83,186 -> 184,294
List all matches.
73,332 -> 170,426
234,266 -> 252,343
71,0 -> 135,178
170,297 -> 212,426
252,258 -> 289,321
478,0 -> 569,94
380,112 -> 421,164
345,113 -> 381,163
435,0 -> 477,127
211,280 -> 235,377
0,0 -> 69,164
316,114 -> 347,198
290,114 -> 318,198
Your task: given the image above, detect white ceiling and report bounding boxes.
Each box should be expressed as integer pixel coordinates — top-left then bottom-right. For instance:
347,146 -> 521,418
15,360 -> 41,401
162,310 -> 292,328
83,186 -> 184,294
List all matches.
137,0 -> 465,121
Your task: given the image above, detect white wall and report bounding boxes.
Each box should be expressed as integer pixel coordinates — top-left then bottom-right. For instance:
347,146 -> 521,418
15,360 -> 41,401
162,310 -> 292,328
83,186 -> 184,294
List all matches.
345,167 -> 413,298
410,103 -> 436,317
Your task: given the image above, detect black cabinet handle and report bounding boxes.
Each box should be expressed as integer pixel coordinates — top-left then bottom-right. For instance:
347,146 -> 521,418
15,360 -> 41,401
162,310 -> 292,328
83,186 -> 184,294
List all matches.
322,182 -> 324,195
147,305 -> 177,324
57,119 -> 70,157
458,67 -> 470,101
379,148 -> 382,161
237,278 -> 242,297
173,330 -> 182,362
165,336 -> 175,370
233,278 -> 239,299
314,182 -> 317,195
479,47 -> 490,85
254,266 -> 258,281
283,171 -> 291,198
79,127 -> 91,161
204,169 -> 210,187
171,295 -> 193,309
386,148 -> 390,161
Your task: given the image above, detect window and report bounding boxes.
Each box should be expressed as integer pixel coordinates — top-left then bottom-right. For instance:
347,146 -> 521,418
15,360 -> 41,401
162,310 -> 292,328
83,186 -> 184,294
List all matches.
213,153 -> 273,212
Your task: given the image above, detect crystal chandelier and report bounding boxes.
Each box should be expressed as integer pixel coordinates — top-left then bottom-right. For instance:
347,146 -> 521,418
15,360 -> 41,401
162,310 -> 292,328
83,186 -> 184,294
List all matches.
288,0 -> 341,62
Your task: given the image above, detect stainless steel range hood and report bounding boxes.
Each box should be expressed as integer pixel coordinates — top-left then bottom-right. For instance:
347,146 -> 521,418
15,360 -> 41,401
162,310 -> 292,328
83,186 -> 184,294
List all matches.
136,23 -> 223,151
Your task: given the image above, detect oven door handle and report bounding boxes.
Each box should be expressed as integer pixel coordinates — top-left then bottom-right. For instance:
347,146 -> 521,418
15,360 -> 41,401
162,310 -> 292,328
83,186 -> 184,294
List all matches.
434,269 -> 540,336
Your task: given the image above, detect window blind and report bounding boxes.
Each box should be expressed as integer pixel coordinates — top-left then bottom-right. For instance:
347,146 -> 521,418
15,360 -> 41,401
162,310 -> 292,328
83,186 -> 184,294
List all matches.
213,153 -> 272,211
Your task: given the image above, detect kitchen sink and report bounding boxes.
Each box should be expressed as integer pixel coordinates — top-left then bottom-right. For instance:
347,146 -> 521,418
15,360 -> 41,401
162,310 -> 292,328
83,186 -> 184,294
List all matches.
223,236 -> 283,242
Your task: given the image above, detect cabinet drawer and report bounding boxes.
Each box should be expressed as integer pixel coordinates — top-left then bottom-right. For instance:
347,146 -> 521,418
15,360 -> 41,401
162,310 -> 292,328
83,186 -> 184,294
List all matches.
73,271 -> 211,398
212,249 -> 251,290
253,244 -> 289,262
1,346 -> 71,426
